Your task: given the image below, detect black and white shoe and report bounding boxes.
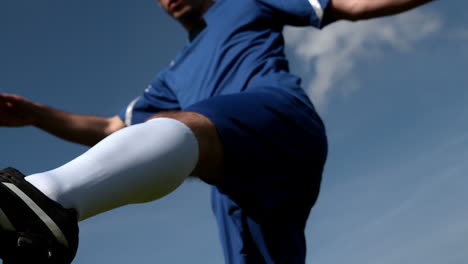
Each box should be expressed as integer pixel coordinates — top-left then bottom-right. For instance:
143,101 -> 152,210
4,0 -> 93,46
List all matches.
0,167 -> 79,264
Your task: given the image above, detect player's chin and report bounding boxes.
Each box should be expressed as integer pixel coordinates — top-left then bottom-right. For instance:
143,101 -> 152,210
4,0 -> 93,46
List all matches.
170,6 -> 192,20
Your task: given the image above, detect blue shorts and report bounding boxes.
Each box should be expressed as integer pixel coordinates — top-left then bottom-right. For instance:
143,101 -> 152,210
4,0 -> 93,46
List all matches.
185,88 -> 328,263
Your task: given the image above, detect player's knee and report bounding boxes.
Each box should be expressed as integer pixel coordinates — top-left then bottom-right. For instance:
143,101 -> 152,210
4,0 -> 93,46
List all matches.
147,111 -> 224,184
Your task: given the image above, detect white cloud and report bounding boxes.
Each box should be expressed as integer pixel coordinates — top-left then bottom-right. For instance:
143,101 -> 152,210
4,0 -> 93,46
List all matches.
284,10 -> 442,108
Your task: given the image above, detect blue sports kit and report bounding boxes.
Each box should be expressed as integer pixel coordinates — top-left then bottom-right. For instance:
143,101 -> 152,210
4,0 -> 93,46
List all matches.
119,0 -> 330,262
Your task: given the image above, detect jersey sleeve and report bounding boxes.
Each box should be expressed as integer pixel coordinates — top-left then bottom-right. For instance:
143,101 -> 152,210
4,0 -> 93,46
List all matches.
256,0 -> 331,28
118,70 -> 180,126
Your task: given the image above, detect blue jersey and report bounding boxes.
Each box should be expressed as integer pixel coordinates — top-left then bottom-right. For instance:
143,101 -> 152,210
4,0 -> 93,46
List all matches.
118,0 -> 330,262
119,0 -> 330,125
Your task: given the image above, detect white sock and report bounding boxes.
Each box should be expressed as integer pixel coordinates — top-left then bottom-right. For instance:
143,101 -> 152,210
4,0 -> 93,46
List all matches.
25,118 -> 199,221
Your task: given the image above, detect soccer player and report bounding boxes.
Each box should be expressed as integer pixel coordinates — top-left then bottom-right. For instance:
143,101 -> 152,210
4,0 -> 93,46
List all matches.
0,0 -> 436,263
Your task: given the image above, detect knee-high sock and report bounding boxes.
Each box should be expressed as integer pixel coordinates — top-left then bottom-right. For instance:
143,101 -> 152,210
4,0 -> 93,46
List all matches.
25,118 -> 199,221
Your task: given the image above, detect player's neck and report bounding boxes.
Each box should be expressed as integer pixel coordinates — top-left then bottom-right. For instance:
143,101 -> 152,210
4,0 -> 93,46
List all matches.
180,0 -> 215,32
188,19 -> 207,41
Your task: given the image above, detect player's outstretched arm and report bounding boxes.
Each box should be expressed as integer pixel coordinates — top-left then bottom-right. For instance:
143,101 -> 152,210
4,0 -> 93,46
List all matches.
0,93 -> 125,146
327,0 -> 436,22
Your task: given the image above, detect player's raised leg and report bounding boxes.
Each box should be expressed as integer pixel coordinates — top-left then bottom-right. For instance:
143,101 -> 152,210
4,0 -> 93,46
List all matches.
25,114 -> 223,221
0,113 -> 224,263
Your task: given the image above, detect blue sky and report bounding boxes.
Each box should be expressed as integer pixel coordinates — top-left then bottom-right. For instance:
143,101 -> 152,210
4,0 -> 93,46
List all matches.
1,0 -> 467,263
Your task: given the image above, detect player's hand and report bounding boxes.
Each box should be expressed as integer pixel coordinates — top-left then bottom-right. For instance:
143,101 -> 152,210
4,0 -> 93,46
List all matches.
0,93 -> 37,127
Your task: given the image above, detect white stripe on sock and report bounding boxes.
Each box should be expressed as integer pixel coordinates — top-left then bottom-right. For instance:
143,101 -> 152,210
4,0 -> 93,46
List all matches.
0,208 -> 15,231
308,0 -> 324,22
2,183 -> 69,248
